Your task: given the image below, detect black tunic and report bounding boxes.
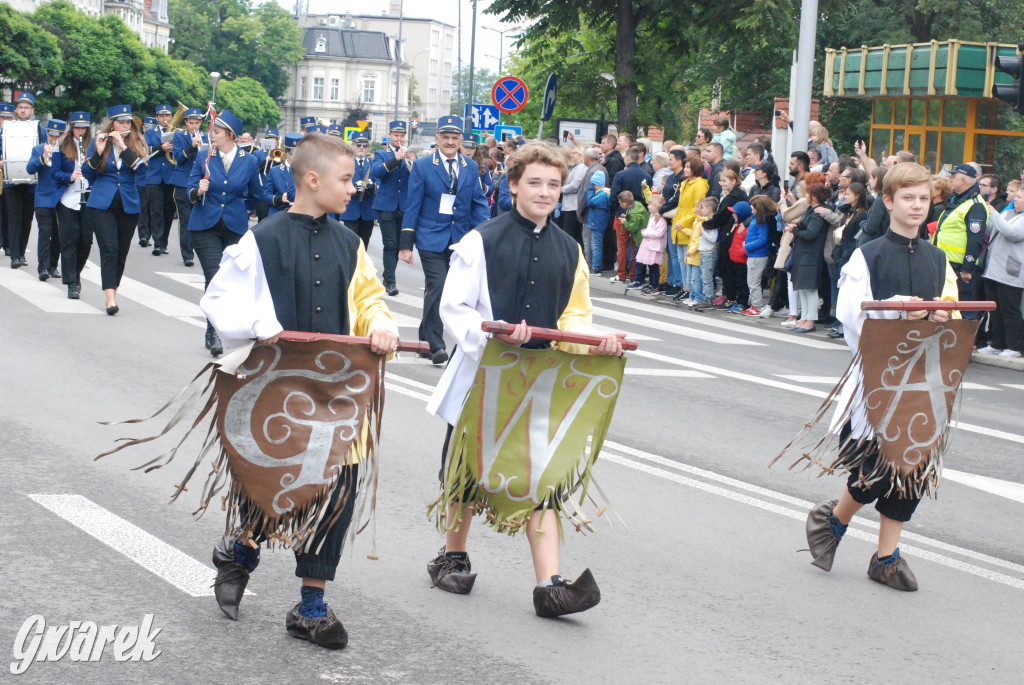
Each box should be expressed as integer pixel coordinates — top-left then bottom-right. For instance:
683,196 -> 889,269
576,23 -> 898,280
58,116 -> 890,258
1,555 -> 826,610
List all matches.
252,211 -> 359,335
476,208 -> 581,348
860,228 -> 947,301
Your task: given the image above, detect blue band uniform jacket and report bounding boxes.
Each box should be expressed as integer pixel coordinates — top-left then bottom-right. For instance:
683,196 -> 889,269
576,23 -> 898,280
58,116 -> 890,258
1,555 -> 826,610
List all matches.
400,150 -> 490,252
370,147 -> 411,212
25,143 -> 69,209
339,156 -> 378,222
144,126 -> 176,185
262,162 -> 296,217
170,130 -> 208,188
82,140 -> 143,213
187,146 -> 262,234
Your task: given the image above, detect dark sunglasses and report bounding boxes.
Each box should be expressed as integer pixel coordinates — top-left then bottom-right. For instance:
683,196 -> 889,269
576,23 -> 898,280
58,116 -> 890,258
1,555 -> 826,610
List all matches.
355,142 -> 369,147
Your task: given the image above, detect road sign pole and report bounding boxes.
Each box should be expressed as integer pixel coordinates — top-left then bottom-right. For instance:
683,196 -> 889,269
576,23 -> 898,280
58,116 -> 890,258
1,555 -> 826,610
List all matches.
537,120 -> 544,139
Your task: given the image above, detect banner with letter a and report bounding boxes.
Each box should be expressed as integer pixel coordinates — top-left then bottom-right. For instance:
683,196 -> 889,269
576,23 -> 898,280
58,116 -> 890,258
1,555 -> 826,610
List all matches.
434,340 -> 625,536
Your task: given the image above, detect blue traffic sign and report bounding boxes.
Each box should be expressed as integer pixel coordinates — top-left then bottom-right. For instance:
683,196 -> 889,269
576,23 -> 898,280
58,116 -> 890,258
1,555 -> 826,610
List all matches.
491,76 -> 529,113
541,73 -> 557,121
464,103 -> 501,132
494,124 -> 522,141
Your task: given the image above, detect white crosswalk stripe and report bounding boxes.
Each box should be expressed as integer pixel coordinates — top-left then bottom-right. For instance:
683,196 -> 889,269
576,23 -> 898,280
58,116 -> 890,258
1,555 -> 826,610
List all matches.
0,265 -> 100,314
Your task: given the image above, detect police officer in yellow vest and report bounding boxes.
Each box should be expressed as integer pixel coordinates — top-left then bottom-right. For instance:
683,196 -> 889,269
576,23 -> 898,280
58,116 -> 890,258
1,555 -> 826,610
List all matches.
932,163 -> 988,313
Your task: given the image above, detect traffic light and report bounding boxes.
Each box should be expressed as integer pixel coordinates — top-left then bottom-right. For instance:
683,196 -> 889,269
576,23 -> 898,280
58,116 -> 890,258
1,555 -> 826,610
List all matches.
993,43 -> 1024,113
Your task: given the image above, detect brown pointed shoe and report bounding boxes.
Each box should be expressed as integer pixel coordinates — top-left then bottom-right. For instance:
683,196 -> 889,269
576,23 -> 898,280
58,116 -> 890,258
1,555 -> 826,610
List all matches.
533,569 -> 601,618
806,499 -> 843,572
285,603 -> 349,649
212,533 -> 259,620
867,550 -> 919,592
427,548 -> 477,595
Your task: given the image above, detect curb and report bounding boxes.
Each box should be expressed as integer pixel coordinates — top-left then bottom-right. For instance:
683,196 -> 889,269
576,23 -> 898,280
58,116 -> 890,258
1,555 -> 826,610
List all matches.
587,274 -> 1024,372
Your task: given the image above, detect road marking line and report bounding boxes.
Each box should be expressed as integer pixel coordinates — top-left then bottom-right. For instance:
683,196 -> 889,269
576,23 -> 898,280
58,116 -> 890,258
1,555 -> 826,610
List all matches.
624,368 -> 714,378
600,440 -> 1024,575
590,307 -> 764,346
630,349 -> 1024,445
598,453 -> 1024,591
0,267 -> 101,314
593,296 -> 844,350
944,469 -> 1024,505
156,271 -> 206,291
775,374 -> 841,384
81,263 -> 204,317
27,493 -> 248,598
1001,384 -> 1024,391
384,371 -> 1024,585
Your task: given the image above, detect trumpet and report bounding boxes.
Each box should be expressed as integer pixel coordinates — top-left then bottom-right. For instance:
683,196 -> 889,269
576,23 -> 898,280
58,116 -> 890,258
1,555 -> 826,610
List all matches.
42,143 -> 55,167
263,146 -> 286,174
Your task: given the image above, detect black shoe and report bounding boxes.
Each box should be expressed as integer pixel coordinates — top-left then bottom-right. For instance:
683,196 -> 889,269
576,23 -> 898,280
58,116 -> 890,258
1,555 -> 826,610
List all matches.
68,284 -> 81,299
427,547 -> 477,594
385,282 -> 398,296
205,328 -> 213,350
106,304 -> 119,316
212,533 -> 260,620
152,247 -> 161,255
533,569 -> 601,618
184,259 -> 194,267
285,603 -> 348,649
2,247 -> 8,256
38,271 -> 49,281
210,330 -> 223,357
11,259 -> 21,269
431,348 -> 449,365
139,238 -> 150,247
48,268 -> 61,279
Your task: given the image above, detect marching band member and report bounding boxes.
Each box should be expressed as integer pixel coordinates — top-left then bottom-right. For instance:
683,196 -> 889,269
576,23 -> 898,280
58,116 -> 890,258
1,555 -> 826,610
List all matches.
50,112 -> 93,299
299,115 -> 316,134
145,104 -> 176,256
262,133 -> 299,217
137,116 -> 157,247
327,123 -> 343,137
171,108 -> 207,267
25,119 -> 68,281
82,105 -> 148,316
338,134 -> 377,247
371,120 -> 410,296
0,102 -> 14,256
4,93 -> 46,268
186,109 -> 262,357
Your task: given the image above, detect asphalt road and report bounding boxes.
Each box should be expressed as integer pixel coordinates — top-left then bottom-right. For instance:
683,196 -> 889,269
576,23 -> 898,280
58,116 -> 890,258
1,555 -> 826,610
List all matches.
1,225 -> 1022,684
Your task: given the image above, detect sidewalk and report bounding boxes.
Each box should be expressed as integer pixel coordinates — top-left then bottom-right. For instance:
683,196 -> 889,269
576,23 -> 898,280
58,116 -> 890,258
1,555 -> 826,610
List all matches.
589,274 -> 1024,373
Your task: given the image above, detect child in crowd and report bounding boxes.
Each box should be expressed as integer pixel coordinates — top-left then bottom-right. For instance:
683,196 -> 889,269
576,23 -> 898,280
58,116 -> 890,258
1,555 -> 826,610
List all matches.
726,201 -> 751,312
742,195 -> 778,316
585,170 -> 611,274
682,211 -> 703,305
633,194 -> 667,294
621,191 -> 648,288
691,196 -> 720,310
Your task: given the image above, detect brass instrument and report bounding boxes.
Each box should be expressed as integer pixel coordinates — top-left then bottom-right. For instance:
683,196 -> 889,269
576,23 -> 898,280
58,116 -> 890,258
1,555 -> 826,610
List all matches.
162,102 -> 189,163
263,145 -> 285,174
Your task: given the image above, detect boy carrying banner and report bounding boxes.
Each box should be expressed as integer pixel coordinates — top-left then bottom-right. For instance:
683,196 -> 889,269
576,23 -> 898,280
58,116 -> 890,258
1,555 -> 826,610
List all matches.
425,142 -> 625,617
776,163 -> 965,591
200,133 -> 399,647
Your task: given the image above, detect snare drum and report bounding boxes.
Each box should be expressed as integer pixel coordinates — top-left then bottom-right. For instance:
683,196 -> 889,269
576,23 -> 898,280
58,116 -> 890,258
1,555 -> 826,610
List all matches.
1,120 -> 40,185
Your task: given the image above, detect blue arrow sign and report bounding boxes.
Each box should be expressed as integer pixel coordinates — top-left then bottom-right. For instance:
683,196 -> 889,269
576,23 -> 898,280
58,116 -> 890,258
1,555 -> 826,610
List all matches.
463,103 -> 501,132
541,73 -> 557,122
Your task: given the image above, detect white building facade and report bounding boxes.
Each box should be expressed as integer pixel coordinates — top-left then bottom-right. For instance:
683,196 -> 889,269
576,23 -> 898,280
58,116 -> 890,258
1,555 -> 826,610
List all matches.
298,10 -> 456,135
280,26 -> 413,141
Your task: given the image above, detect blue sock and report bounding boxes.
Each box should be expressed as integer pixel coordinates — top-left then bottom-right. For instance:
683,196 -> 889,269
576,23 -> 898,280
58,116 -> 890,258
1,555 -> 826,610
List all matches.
299,586 -> 327,619
828,515 -> 848,539
878,548 -> 900,564
233,542 -> 259,572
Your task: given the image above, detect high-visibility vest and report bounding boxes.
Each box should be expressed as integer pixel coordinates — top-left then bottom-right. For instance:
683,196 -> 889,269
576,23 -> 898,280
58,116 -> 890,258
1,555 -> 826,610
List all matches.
932,195 -> 988,264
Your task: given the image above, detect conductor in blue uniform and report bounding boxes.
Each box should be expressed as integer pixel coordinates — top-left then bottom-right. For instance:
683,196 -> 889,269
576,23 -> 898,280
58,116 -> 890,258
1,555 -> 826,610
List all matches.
399,115 -> 490,364
187,109 -> 262,357
338,133 -> 377,247
371,119 -> 409,296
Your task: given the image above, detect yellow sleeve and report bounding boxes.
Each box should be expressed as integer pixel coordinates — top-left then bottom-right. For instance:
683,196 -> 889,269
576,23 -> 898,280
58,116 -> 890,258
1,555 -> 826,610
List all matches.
347,242 -> 400,338
941,260 -> 962,319
555,248 -> 594,355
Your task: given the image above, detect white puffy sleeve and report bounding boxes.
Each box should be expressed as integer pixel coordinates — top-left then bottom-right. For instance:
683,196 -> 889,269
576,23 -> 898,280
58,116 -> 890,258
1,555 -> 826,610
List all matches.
200,231 -> 283,350
438,230 -> 493,362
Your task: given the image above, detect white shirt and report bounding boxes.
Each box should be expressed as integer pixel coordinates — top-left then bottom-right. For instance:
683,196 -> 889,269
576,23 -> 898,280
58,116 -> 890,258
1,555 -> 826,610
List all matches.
220,144 -> 238,173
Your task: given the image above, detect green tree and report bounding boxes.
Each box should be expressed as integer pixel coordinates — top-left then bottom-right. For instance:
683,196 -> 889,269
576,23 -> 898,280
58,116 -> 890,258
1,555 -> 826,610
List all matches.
217,76 -> 281,131
0,4 -> 62,96
146,49 -> 210,111
168,0 -> 304,100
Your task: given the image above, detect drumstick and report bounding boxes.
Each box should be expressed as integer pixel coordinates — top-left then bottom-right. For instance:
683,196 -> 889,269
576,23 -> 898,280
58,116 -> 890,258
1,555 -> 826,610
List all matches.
481,321 -> 639,350
860,300 -> 996,311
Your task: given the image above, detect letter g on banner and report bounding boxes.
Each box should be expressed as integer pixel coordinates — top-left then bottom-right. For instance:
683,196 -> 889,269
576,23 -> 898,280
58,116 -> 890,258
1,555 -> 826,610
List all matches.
11,614 -> 45,675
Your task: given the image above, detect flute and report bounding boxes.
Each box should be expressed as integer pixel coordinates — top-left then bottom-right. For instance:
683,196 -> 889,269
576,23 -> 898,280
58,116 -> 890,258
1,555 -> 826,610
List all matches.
96,131 -> 130,141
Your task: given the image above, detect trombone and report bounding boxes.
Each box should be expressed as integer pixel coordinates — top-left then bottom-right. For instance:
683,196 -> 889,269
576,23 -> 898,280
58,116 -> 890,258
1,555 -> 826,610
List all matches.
263,145 -> 285,174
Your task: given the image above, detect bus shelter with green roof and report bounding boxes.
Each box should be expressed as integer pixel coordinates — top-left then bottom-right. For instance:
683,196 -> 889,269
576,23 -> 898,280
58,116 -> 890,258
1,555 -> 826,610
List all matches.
824,40 -> 1024,175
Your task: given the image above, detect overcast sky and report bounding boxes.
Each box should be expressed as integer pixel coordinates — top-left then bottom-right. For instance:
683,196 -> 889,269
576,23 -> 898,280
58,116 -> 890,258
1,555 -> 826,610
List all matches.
271,0 -> 525,75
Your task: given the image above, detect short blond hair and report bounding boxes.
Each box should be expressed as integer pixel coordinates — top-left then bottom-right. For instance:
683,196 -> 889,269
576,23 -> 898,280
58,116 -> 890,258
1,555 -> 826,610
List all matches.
647,194 -> 665,210
883,162 -> 931,198
292,132 -> 354,181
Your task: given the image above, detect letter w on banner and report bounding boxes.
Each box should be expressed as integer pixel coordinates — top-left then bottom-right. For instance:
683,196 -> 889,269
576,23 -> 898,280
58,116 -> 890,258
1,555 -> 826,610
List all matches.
434,340 -> 625,537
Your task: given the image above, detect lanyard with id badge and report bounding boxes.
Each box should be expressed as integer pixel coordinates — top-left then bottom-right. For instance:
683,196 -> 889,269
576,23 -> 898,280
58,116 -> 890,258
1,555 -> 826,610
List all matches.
440,156 -> 457,214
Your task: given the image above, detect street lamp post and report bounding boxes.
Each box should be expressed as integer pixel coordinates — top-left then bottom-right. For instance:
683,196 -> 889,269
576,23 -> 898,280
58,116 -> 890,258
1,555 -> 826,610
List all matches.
393,0 -> 403,123
482,25 -> 520,74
